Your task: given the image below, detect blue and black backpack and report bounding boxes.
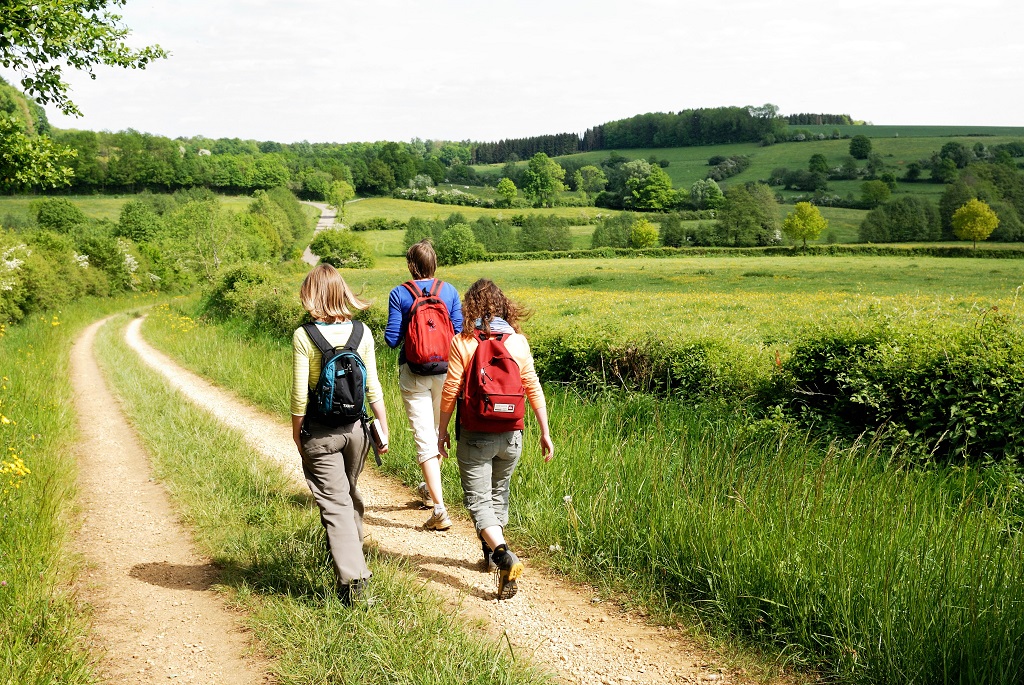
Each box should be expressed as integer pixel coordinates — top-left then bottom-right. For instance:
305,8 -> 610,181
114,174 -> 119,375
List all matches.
302,321 -> 367,427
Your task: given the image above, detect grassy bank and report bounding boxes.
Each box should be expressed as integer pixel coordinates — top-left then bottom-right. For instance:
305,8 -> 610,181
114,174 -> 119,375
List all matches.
95,314 -> 540,684
0,294 -> 157,684
140,299 -> 1024,683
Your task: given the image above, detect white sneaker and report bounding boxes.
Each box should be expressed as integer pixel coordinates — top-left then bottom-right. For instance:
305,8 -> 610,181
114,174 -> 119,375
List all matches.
424,506 -> 452,531
417,481 -> 434,508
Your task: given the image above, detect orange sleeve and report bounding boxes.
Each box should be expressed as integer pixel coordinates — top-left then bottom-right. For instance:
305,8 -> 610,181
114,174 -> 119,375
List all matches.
441,334 -> 477,413
508,335 -> 546,411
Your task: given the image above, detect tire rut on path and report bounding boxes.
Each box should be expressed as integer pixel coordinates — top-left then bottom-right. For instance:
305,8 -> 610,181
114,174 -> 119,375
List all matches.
71,318 -> 271,684
124,316 -> 745,685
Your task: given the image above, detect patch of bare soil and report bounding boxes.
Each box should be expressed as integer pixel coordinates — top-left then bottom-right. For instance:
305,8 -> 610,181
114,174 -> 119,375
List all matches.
124,316 -> 761,685
71,319 -> 271,684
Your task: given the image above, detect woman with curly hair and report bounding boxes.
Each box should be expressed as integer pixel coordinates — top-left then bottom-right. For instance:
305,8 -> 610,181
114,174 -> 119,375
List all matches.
437,278 -> 554,600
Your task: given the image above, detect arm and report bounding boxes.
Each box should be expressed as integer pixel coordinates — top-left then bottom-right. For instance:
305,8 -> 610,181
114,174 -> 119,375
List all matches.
292,414 -> 304,456
531,404 -> 554,462
384,287 -> 406,349
446,283 -> 464,334
291,328 -> 311,456
369,400 -> 389,454
438,408 -> 454,459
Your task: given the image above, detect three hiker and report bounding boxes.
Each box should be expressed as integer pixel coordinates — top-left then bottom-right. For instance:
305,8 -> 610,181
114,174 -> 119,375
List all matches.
293,243 -> 554,604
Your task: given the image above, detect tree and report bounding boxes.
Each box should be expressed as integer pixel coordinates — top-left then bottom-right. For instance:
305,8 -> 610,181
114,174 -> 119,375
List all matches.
952,198 -> 999,248
576,165 -> 608,197
849,135 -> 872,160
116,199 -> 162,243
624,161 -> 673,210
496,177 -> 517,207
0,0 -> 167,116
717,183 -> 781,247
0,113 -> 75,191
435,223 -> 484,265
860,180 -> 891,208
690,178 -> 725,210
326,180 -> 355,223
521,152 -> 566,207
782,202 -> 828,248
808,153 -> 830,175
628,218 -> 659,248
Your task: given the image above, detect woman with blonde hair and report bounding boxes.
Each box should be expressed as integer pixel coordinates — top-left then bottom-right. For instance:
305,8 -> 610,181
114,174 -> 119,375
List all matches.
291,264 -> 389,606
437,278 -> 553,600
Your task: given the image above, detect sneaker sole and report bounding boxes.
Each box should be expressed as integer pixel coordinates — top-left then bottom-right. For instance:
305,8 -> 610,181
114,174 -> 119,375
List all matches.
496,560 -> 524,600
424,519 -> 452,531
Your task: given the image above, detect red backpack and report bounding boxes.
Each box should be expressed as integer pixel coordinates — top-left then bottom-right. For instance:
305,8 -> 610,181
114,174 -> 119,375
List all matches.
460,332 -> 526,433
402,279 -> 456,375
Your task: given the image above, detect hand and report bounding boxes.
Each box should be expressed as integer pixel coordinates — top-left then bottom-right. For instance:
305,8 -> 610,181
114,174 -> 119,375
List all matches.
438,431 -> 451,459
540,434 -> 554,463
293,436 -> 304,458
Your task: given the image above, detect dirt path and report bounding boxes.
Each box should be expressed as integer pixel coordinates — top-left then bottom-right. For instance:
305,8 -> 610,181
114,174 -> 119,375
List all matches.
124,316 -> 744,685
71,319 -> 270,684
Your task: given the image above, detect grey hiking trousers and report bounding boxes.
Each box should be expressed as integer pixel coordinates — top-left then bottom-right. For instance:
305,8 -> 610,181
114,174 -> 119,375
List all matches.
300,419 -> 371,585
456,429 -> 524,534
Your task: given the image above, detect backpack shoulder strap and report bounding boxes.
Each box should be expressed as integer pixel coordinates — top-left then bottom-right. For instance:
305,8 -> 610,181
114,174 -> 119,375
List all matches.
343,320 -> 365,352
402,281 -> 422,299
428,279 -> 443,297
302,323 -> 335,358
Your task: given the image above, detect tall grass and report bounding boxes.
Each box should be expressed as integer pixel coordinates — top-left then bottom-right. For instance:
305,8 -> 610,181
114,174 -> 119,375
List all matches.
0,295 -> 156,685
141,303 -> 1024,683
94,315 -> 542,684
512,392 -> 1024,683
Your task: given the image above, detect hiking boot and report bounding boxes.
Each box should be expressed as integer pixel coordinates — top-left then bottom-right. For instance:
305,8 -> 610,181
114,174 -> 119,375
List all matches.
339,578 -> 375,608
481,541 -> 497,572
491,544 -> 523,600
423,505 -> 452,531
417,481 -> 434,508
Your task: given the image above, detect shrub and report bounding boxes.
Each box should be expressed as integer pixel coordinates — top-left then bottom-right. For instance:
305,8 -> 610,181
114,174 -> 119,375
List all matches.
34,198 -> 87,232
309,229 -> 374,269
116,200 -> 162,243
435,223 -> 484,266
628,218 -> 659,248
776,314 -> 1024,462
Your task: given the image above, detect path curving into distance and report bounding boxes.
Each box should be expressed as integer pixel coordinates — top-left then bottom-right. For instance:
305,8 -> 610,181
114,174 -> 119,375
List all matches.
300,198 -> 362,266
70,318 -> 270,684
120,315 -> 754,685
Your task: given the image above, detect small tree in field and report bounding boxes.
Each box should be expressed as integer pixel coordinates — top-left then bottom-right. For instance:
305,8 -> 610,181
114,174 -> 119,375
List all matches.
496,177 -> 517,207
628,218 -> 659,248
326,180 -> 355,224
849,134 -> 872,160
952,198 -> 999,249
783,202 -> 829,248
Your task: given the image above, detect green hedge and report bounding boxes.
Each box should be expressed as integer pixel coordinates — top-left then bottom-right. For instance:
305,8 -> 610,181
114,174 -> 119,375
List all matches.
474,244 -> 1024,262
774,313 -> 1024,463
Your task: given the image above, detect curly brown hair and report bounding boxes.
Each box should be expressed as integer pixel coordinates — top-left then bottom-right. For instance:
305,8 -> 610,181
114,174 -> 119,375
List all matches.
461,279 -> 530,335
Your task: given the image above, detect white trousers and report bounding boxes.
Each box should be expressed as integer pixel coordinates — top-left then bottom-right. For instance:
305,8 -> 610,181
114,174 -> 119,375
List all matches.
398,364 -> 445,464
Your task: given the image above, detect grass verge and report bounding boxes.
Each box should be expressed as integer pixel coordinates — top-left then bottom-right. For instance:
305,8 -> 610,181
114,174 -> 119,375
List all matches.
0,294 -> 159,685
94,313 -> 547,684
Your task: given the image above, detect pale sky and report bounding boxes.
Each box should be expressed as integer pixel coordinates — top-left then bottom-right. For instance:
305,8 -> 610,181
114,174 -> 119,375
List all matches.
8,0 -> 1024,144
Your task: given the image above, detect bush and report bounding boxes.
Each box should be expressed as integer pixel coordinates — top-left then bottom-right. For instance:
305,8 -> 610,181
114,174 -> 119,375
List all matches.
309,229 -> 374,269
628,218 -> 659,248
34,198 -> 87,232
775,314 -> 1024,462
351,217 -> 405,231
435,223 -> 484,266
116,200 -> 163,243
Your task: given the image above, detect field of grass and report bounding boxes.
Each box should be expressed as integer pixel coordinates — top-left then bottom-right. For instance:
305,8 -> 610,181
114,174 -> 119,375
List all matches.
345,197 -> 617,225
0,193 -> 256,224
0,293 -> 160,684
99,313 -> 547,685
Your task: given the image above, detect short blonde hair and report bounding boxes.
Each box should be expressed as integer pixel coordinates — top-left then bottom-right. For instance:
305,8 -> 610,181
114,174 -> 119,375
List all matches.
299,264 -> 369,322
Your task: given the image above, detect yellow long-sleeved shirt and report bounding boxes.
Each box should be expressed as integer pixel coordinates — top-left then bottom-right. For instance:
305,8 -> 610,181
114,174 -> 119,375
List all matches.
291,322 -> 383,416
440,332 -> 546,415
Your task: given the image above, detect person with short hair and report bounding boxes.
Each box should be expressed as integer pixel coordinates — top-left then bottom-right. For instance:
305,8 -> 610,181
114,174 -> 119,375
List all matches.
292,264 -> 389,606
384,239 -> 463,530
437,278 -> 553,600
